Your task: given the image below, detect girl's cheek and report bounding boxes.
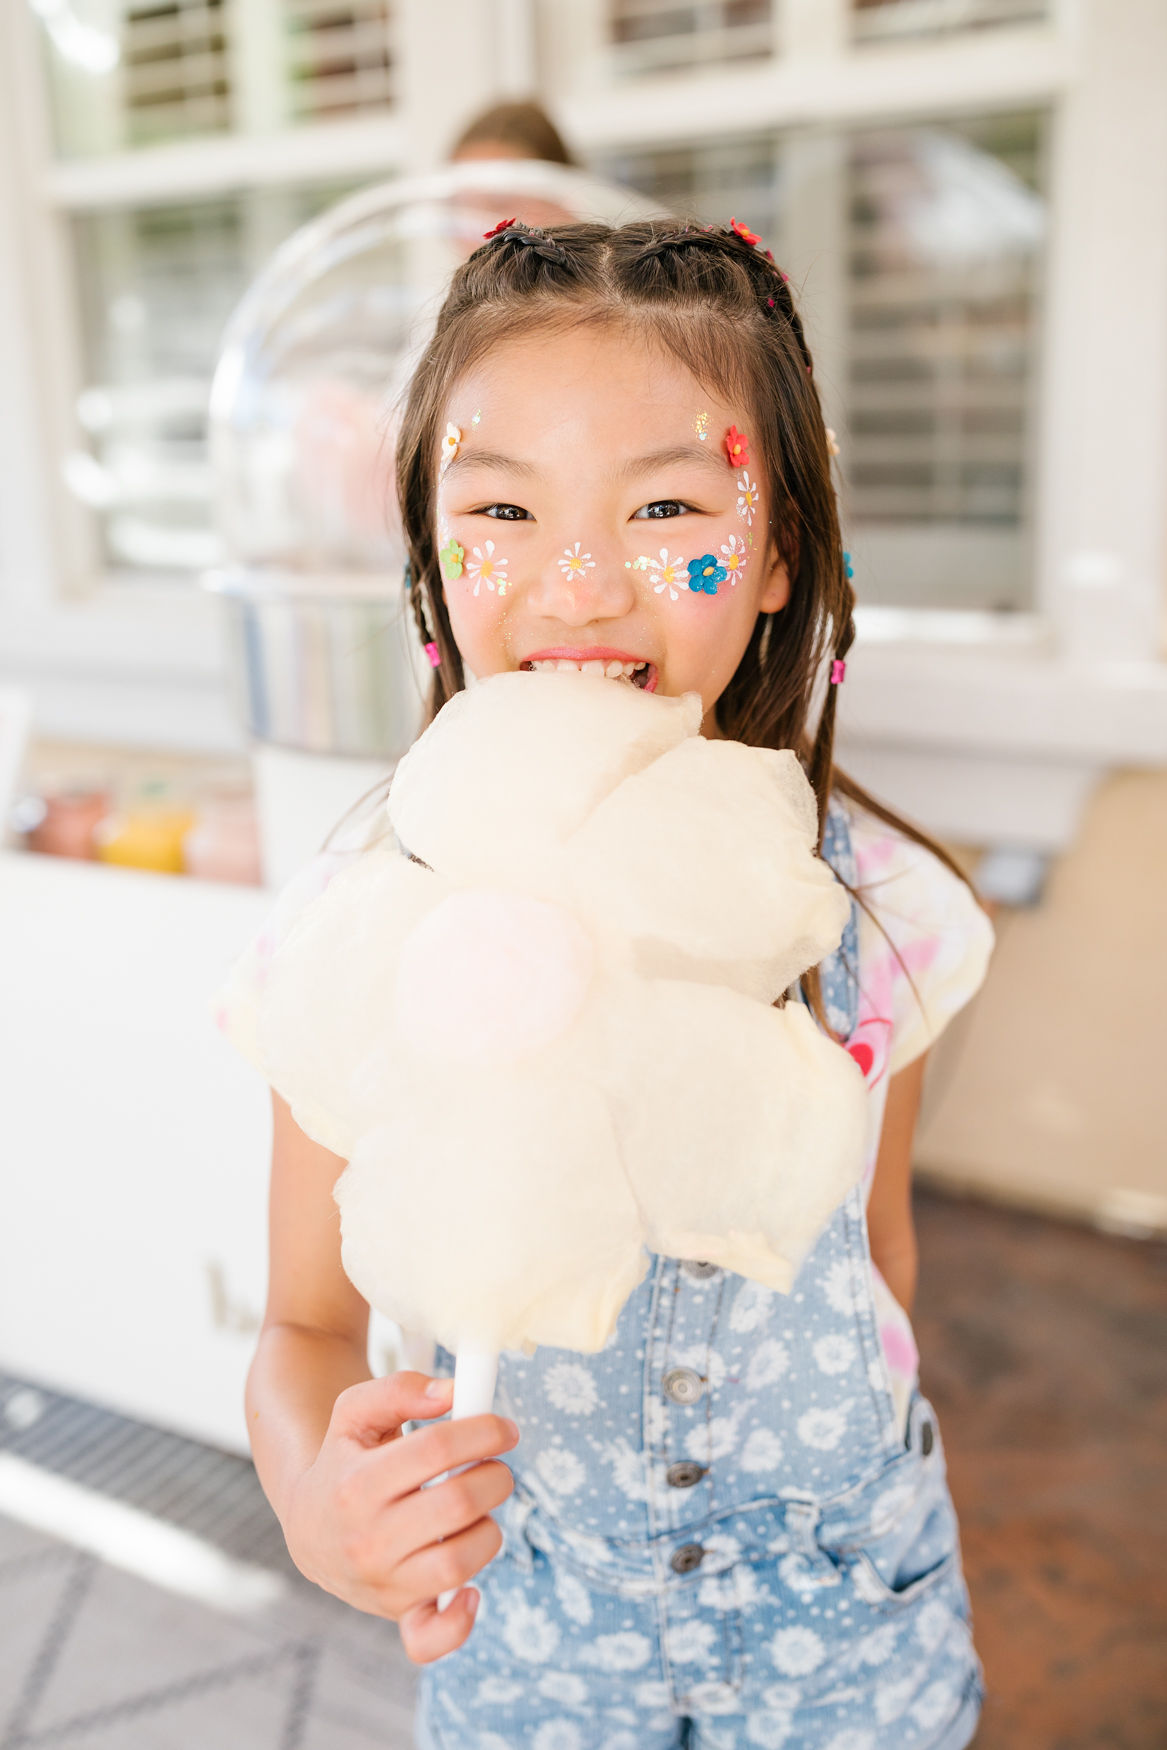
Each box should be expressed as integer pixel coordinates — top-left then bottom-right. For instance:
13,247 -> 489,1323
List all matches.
624,524 -> 751,604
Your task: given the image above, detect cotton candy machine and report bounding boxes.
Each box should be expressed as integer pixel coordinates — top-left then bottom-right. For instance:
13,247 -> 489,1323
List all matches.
203,158 -> 665,882
205,157 -> 666,764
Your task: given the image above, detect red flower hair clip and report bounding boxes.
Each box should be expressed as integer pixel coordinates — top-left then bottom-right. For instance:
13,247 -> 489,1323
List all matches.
724,425 -> 750,469
483,216 -> 518,240
730,217 -> 762,248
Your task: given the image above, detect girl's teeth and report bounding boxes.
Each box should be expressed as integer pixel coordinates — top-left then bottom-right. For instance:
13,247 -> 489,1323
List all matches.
529,658 -> 646,680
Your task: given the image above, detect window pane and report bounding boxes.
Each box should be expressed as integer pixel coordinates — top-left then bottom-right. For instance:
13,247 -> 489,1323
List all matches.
35,0 -> 396,159
597,111 -> 1047,612
67,184 -> 357,574
852,0 -> 1047,45
606,0 -> 773,77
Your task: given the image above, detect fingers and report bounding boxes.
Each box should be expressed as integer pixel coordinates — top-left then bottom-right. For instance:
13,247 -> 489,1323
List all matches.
330,1372 -> 454,1445
394,1513 -> 504,1609
398,1459 -> 514,1549
377,1413 -> 521,1501
398,1586 -> 481,1665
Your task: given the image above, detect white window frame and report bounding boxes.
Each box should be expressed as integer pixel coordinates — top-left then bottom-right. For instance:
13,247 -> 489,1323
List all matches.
1,0 -> 1165,838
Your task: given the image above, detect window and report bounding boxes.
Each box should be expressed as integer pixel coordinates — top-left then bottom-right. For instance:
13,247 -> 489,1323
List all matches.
606,0 -> 774,77
67,183 -> 359,575
852,0 -> 1047,43
34,0 -> 397,157
599,110 -> 1046,611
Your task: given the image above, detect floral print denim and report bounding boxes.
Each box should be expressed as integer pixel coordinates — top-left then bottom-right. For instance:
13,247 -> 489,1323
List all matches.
416,806 -> 984,1749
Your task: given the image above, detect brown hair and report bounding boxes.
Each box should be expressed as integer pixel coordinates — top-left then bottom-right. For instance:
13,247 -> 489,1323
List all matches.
450,101 -> 576,167
389,220 -> 978,1021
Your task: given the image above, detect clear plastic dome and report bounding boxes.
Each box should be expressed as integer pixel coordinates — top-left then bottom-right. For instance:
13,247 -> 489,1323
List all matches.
208,158 -> 666,582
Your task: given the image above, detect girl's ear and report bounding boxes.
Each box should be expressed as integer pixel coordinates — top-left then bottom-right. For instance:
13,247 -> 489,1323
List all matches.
759,542 -> 792,613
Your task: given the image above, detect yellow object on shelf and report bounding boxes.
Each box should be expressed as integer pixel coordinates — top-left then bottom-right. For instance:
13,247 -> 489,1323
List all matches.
95,807 -> 197,874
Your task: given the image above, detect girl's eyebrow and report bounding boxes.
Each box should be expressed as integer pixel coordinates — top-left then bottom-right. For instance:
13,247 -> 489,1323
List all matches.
617,445 -> 728,480
443,448 -> 540,479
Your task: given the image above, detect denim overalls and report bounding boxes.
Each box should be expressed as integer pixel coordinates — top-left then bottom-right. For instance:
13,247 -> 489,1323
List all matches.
417,807 -> 984,1750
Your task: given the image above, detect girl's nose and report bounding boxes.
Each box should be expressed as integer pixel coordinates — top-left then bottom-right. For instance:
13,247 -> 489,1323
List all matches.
525,538 -> 637,625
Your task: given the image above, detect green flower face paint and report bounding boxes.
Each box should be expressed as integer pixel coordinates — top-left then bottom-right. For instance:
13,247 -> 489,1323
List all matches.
439,537 -> 465,581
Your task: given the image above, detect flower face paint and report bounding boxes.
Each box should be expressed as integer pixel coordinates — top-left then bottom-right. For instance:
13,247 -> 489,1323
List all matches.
724,425 -> 749,469
440,422 -> 461,472
736,472 -> 759,526
643,549 -> 689,602
439,536 -> 465,581
558,543 -> 596,578
719,534 -> 747,584
465,539 -> 509,597
688,553 -> 727,595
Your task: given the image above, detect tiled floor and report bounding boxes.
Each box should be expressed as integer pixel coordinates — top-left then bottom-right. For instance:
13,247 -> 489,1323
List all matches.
1,1189 -> 1163,1748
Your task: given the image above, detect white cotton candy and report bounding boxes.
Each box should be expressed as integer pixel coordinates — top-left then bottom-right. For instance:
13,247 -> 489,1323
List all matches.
566,737 -> 851,1003
335,1072 -> 648,1355
388,670 -> 701,889
241,670 -> 867,1355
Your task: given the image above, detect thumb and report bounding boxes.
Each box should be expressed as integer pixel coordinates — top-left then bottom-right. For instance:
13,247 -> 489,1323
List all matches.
331,1371 -> 454,1445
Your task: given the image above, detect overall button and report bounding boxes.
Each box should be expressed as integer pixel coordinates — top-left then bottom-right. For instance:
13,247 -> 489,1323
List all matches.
921,1419 -> 935,1456
670,1543 -> 706,1574
666,1461 -> 707,1489
681,1259 -> 720,1281
662,1367 -> 704,1406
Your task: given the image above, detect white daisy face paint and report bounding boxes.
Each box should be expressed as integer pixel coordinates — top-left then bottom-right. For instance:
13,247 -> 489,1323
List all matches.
465,538 -> 509,597
719,533 -> 748,584
439,422 -> 461,474
736,472 -> 759,526
433,325 -> 791,720
558,543 -> 596,579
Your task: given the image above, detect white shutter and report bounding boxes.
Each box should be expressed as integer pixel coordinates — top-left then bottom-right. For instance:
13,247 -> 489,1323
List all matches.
606,0 -> 774,78
852,0 -> 1047,43
285,0 -> 396,119
845,115 -> 1043,539
122,0 -> 233,145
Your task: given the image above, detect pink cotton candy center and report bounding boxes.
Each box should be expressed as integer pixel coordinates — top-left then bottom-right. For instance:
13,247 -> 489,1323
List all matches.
395,890 -> 594,1066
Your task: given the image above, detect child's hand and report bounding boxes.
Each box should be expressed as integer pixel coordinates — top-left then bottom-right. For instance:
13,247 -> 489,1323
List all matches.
283,1371 -> 519,1663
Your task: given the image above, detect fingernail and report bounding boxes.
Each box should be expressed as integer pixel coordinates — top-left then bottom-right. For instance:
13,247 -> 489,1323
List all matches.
465,1588 -> 479,1617
504,1418 -> 520,1441
424,1377 -> 453,1398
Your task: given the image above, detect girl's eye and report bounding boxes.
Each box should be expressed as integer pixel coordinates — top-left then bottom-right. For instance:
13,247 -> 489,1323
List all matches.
633,499 -> 694,520
481,503 -> 531,521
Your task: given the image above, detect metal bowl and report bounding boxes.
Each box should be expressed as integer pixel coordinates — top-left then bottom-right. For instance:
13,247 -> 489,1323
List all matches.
206,568 -> 426,760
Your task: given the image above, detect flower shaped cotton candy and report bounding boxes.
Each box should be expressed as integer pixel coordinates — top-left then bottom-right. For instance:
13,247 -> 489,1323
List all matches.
248,672 -> 867,1357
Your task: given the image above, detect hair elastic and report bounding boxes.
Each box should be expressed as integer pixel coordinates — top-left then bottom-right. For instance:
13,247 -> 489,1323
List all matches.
425,642 -> 441,669
830,660 -> 847,686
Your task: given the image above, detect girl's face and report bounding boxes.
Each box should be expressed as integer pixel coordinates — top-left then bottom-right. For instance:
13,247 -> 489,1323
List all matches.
434,323 -> 790,731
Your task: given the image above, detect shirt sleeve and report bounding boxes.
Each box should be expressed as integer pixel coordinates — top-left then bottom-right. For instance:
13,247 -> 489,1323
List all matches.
212,847 -> 363,1077
850,812 -> 994,1078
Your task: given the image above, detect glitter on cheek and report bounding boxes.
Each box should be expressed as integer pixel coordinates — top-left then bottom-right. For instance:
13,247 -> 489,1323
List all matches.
694,410 -> 709,442
471,408 -> 482,427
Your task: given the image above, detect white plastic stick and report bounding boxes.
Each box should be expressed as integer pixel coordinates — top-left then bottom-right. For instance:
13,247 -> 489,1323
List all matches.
436,1345 -> 499,1612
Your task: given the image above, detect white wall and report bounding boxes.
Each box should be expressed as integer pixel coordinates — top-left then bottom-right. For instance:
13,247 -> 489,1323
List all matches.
0,852 -> 272,1453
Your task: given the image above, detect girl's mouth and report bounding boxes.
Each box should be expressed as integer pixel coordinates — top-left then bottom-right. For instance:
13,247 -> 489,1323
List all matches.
519,656 -> 657,690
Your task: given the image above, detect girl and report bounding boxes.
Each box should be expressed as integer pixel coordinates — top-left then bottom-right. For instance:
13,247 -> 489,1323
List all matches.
227,219 -> 993,1749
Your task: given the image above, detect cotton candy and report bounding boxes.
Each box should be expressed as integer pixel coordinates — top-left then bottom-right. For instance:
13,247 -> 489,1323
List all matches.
247,670 -> 867,1356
